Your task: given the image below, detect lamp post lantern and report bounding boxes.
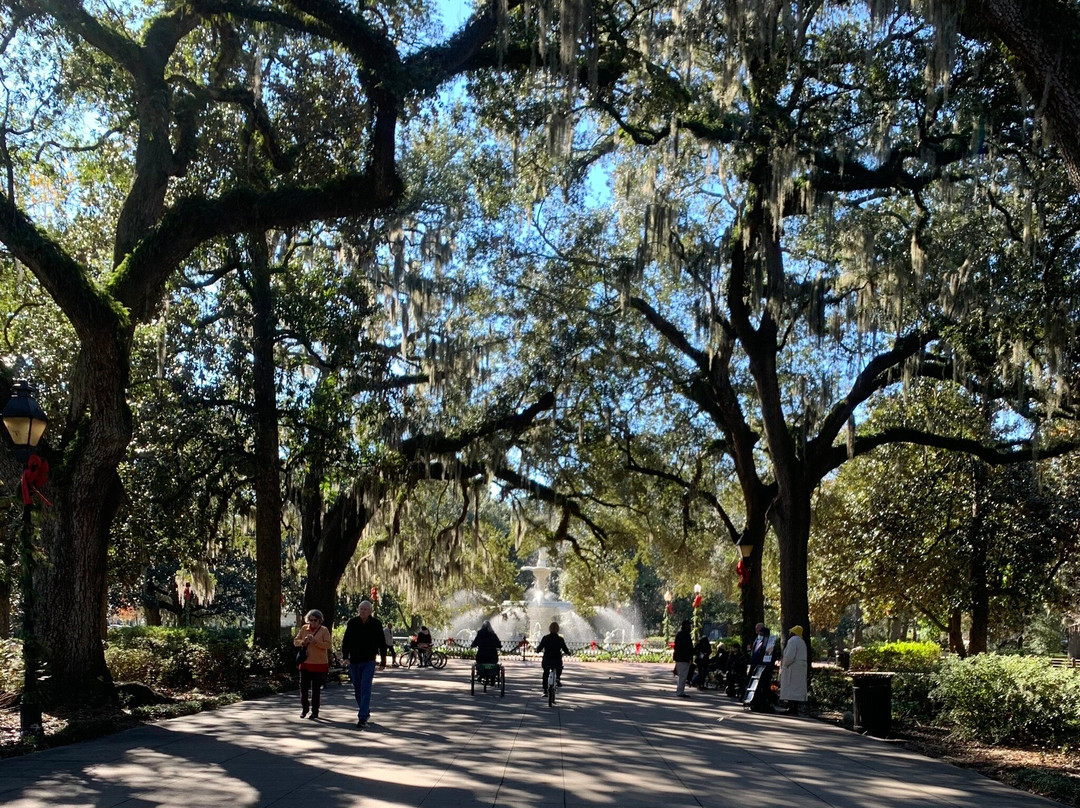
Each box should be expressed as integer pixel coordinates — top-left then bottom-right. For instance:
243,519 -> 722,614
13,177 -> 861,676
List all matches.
3,381 -> 49,738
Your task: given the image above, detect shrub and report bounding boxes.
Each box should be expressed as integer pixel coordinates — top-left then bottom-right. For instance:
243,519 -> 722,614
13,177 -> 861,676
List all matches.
849,641 -> 942,673
892,672 -> 938,723
932,655 -> 1080,745
104,626 -> 267,693
0,638 -> 22,693
809,667 -> 850,712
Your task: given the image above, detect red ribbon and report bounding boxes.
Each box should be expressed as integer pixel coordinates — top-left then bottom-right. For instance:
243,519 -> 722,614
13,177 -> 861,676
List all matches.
666,602 -> 674,614
692,593 -> 703,609
736,559 -> 750,588
20,454 -> 52,507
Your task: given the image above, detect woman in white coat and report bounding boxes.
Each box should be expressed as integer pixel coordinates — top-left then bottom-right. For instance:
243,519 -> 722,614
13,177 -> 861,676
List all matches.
779,625 -> 808,715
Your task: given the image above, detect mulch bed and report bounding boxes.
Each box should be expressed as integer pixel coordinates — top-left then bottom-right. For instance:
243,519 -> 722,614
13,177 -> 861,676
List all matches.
893,725 -> 1080,807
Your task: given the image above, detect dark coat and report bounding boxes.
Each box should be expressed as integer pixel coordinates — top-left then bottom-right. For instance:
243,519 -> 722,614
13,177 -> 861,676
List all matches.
341,615 -> 388,663
536,633 -> 571,664
471,628 -> 502,663
673,628 -> 693,663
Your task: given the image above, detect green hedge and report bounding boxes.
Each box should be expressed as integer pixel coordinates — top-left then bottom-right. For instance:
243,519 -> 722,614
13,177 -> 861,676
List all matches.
932,655 -> 1080,745
105,626 -> 290,693
809,667 -> 851,712
849,641 -> 943,673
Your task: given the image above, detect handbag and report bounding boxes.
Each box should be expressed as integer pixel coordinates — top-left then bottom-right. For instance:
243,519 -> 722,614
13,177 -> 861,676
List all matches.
296,644 -> 307,666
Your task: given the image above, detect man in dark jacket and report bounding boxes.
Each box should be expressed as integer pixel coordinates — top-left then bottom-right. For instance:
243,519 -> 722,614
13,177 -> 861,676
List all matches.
340,600 -> 387,727
673,619 -> 693,696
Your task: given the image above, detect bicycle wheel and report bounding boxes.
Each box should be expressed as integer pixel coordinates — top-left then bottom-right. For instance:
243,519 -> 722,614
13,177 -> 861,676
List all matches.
401,650 -> 416,669
499,667 -> 505,697
432,651 -> 448,669
470,665 -> 476,695
547,671 -> 556,706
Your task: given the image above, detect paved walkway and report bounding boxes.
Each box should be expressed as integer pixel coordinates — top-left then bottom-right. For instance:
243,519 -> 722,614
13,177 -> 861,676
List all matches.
0,659 -> 1062,807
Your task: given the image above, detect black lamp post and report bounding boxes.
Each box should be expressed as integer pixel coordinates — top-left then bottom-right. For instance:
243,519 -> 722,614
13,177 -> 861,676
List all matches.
2,380 -> 49,738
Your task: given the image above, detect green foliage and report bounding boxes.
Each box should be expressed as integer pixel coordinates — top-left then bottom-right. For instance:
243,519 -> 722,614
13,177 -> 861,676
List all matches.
104,627 -> 273,692
0,638 -> 21,694
932,655 -> 1080,744
849,641 -> 943,673
809,667 -> 852,712
892,673 -> 938,722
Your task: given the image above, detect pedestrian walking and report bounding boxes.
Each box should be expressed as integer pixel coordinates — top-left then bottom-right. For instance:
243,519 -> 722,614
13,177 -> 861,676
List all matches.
780,625 -> 808,715
383,622 -> 399,667
293,609 -> 331,719
673,619 -> 693,696
340,600 -> 387,728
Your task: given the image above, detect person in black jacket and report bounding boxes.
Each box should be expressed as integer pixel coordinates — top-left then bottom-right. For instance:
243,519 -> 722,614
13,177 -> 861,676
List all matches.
471,620 -> 501,665
673,620 -> 693,697
535,622 -> 571,694
340,600 -> 387,728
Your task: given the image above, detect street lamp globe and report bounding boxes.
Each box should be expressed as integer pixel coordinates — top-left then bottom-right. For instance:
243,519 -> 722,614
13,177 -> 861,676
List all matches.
3,381 -> 48,461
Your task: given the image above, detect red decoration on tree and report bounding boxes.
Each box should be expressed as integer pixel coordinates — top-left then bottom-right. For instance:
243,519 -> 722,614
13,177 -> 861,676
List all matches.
692,593 -> 703,609
736,559 -> 750,588
20,454 -> 51,507
369,585 -> 378,604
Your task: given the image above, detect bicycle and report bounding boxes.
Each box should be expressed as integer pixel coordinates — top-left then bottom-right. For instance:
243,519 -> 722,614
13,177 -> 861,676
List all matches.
546,667 -> 557,706
400,648 -> 448,669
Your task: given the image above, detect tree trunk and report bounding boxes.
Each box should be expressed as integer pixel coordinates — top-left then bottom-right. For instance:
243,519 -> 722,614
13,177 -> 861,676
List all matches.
771,482 -> 812,647
948,607 -> 967,657
967,463 -> 990,655
737,523 -> 767,649
1068,622 -> 1080,661
36,338 -> 131,704
300,476 -> 376,630
959,0 -> 1080,191
249,235 -> 283,649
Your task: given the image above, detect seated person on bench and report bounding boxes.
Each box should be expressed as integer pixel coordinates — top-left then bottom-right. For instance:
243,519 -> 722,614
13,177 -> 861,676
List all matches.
471,620 -> 502,667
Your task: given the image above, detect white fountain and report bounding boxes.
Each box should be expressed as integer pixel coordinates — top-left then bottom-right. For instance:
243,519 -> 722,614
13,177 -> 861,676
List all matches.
447,549 -> 640,645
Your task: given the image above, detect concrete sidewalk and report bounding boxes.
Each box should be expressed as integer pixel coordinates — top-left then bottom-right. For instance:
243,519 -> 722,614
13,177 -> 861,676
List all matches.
0,659 -> 1062,807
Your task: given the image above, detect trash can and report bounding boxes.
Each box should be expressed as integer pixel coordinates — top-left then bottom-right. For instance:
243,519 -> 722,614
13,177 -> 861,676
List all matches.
851,672 -> 894,737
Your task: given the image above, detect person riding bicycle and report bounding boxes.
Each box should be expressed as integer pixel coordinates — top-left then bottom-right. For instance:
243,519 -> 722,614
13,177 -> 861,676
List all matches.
415,626 -> 434,667
536,621 -> 571,695
471,620 -> 501,666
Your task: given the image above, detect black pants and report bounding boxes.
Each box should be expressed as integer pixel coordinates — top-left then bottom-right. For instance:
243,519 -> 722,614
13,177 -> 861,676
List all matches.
300,669 -> 327,715
541,660 -> 563,690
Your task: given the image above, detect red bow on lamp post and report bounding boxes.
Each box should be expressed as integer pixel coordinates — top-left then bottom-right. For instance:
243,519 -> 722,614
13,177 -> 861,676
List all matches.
20,454 -> 51,507
369,585 -> 379,604
736,559 -> 750,588
692,593 -> 703,609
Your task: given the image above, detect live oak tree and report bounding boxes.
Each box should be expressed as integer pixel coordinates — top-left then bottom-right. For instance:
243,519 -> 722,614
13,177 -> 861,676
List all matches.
470,0 -> 1080,651
811,383 -> 1080,655
0,0 -> 536,701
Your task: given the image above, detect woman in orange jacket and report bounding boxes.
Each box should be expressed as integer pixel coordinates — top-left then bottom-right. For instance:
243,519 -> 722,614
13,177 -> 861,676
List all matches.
294,609 -> 332,719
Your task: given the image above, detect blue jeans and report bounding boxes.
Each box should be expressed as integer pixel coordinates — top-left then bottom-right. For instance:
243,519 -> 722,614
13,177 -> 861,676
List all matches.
348,660 -> 376,721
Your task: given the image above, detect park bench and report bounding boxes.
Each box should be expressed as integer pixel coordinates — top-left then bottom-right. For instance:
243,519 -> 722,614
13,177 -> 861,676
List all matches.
327,651 -> 348,684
